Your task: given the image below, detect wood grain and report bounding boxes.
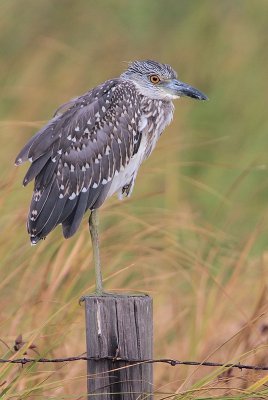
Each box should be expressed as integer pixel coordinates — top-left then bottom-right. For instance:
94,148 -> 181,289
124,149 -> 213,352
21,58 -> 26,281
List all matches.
84,294 -> 153,399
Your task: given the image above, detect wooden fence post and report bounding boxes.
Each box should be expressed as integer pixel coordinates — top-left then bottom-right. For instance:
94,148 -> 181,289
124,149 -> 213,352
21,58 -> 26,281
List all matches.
84,294 -> 153,399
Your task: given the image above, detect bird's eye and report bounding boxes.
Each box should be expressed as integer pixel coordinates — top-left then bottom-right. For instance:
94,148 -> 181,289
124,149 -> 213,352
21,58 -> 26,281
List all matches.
149,75 -> 160,84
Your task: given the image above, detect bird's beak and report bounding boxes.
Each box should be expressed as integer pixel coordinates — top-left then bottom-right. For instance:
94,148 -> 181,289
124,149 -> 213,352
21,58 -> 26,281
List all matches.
163,79 -> 208,100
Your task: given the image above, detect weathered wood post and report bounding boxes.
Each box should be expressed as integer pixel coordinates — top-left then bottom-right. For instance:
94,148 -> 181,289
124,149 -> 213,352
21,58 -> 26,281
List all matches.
84,294 -> 153,399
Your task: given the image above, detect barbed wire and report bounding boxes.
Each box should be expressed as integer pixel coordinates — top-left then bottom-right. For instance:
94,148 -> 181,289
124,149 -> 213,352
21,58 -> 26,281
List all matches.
1,355 -> 268,371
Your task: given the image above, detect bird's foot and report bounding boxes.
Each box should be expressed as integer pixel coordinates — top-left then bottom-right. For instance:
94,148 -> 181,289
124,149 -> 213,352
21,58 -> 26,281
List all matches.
79,291 -> 119,305
79,291 -> 149,304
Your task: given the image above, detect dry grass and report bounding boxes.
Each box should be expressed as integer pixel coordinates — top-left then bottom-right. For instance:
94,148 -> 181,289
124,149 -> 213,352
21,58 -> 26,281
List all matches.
1,1 -> 268,398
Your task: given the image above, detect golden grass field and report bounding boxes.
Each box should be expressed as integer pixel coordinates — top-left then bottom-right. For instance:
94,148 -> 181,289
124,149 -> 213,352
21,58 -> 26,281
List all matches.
1,1 -> 268,398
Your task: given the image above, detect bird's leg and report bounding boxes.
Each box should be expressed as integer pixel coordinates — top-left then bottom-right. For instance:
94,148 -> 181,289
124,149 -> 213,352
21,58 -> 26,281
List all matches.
79,209 -> 139,303
89,209 -> 103,295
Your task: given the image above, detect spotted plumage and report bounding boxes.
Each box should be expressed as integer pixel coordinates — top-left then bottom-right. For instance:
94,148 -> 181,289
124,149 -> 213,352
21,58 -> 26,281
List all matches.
15,60 -> 207,244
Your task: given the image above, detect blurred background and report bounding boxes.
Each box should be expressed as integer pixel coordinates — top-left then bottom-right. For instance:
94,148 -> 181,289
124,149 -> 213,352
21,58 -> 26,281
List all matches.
1,0 -> 268,398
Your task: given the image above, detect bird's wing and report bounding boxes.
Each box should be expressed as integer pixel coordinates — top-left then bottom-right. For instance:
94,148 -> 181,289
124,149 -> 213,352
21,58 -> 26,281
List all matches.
16,78 -> 143,242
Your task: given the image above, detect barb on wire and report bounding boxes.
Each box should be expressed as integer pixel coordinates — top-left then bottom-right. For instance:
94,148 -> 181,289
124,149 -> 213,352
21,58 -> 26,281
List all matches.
0,356 -> 268,371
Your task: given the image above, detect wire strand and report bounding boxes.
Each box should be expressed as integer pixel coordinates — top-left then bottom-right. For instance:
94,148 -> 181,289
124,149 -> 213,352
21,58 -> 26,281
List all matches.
1,356 -> 268,371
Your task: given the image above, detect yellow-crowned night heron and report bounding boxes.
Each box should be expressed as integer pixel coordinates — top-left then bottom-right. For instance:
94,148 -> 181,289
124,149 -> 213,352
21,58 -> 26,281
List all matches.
15,60 -> 207,294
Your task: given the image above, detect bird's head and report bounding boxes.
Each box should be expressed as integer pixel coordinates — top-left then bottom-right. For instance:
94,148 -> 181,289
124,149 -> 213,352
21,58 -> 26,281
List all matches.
121,60 -> 208,101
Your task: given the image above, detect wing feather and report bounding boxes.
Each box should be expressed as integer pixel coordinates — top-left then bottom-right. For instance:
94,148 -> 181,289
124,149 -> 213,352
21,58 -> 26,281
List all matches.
16,78 -> 143,243
23,152 -> 51,186
15,117 -> 59,165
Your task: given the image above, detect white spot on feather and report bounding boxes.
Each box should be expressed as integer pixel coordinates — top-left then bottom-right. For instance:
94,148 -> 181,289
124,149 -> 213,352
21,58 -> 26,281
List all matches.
138,115 -> 147,131
105,146 -> 110,155
69,192 -> 76,200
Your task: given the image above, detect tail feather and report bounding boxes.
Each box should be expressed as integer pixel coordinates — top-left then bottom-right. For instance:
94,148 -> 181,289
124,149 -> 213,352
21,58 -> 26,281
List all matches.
33,196 -> 69,241
28,182 -> 112,244
28,179 -> 55,226
28,179 -> 58,238
86,185 -> 105,211
56,197 -> 79,225
62,191 -> 89,238
90,183 -> 111,209
61,182 -> 111,239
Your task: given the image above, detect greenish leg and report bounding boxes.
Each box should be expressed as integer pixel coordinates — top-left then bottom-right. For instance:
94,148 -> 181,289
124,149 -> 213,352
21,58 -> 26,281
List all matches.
89,209 -> 103,295
78,209 -> 142,303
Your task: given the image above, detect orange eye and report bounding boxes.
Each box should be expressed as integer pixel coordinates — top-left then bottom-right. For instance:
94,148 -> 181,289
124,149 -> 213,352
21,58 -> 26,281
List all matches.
150,74 -> 160,84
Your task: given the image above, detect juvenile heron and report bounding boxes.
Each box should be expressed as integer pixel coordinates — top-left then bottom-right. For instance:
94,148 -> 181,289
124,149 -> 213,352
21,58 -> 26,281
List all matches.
15,60 -> 207,294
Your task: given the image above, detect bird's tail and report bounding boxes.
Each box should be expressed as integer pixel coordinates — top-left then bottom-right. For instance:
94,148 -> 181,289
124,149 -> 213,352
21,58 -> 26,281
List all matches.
28,179 -> 111,244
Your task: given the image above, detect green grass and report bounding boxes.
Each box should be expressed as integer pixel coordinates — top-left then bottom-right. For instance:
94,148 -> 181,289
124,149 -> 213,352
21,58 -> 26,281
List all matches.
1,0 -> 268,398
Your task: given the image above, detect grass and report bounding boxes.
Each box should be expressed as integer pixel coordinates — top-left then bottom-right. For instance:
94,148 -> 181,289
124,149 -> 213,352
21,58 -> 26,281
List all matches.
1,0 -> 268,398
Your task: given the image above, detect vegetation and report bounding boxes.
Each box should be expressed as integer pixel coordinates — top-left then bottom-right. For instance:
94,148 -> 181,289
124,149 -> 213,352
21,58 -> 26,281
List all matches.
1,0 -> 268,398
